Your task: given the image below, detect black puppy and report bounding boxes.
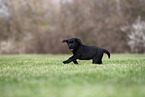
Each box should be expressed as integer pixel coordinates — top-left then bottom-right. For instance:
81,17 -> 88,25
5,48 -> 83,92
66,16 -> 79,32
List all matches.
62,38 -> 110,64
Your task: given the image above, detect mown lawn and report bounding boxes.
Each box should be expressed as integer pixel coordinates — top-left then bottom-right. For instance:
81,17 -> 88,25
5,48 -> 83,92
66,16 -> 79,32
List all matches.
0,54 -> 145,97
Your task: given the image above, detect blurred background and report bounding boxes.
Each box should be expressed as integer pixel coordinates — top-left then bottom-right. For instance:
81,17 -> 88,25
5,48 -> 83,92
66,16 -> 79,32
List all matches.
0,0 -> 145,54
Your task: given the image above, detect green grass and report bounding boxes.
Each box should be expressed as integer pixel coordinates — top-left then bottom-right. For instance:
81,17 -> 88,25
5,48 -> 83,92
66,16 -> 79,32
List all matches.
0,54 -> 145,97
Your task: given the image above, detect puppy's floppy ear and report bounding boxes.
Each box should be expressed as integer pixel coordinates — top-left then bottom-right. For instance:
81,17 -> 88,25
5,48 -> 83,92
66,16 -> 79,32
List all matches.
75,38 -> 82,44
62,39 -> 68,43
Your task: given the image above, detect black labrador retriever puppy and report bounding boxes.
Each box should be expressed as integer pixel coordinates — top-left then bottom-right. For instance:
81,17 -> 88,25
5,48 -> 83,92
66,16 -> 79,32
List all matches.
62,38 -> 110,64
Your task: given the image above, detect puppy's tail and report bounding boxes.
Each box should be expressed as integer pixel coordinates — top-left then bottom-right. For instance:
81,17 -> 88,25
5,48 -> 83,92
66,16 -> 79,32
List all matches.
103,49 -> 110,59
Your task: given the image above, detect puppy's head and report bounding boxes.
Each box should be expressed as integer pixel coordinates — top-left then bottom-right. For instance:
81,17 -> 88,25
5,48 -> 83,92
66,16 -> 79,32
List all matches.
62,38 -> 82,52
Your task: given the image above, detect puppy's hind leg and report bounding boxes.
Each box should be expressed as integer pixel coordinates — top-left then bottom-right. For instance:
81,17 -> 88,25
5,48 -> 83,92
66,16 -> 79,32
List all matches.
73,60 -> 78,64
93,57 -> 102,64
92,55 -> 103,64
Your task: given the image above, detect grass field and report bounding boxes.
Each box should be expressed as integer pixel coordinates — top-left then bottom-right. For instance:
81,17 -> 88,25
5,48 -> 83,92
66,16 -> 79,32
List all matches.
0,54 -> 145,97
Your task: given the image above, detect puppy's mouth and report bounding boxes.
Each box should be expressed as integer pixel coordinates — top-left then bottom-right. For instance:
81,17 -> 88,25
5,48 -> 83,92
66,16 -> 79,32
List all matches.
70,49 -> 73,52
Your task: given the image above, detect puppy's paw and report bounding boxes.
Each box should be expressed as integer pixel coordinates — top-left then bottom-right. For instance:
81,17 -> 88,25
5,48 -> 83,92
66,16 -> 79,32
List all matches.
73,62 -> 78,64
63,61 -> 68,64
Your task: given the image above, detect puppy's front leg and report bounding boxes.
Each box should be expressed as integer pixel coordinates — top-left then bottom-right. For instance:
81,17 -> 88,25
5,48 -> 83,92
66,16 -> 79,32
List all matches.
73,60 -> 78,64
63,55 -> 77,64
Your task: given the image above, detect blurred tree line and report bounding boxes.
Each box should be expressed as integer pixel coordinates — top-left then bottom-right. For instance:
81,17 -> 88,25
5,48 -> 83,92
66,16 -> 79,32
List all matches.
0,0 -> 145,54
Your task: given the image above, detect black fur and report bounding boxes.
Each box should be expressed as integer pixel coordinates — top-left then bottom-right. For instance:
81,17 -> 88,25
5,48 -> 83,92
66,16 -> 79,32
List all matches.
62,38 -> 110,64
